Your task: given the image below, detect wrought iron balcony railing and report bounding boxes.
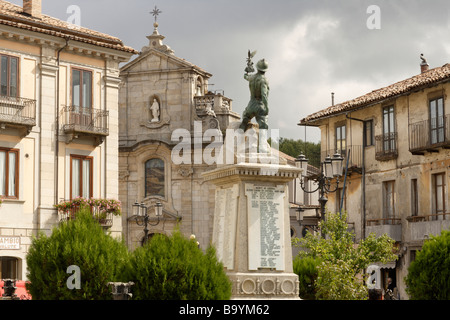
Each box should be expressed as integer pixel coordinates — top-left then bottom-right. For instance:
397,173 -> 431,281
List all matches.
375,132 -> 398,161
406,212 -> 450,222
58,203 -> 114,229
321,145 -> 363,171
60,106 -> 109,144
0,95 -> 36,132
409,115 -> 450,155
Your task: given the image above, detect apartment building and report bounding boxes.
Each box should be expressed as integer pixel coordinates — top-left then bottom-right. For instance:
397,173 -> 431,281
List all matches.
299,58 -> 450,299
0,0 -> 136,280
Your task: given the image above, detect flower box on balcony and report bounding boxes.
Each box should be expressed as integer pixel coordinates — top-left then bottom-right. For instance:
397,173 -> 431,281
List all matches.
55,197 -> 121,229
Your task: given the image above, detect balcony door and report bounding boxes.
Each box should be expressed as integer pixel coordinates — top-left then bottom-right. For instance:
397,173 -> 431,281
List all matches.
70,155 -> 93,199
432,172 -> 446,221
429,97 -> 444,145
335,124 -> 346,157
71,68 -> 93,128
0,54 -> 18,98
382,105 -> 396,152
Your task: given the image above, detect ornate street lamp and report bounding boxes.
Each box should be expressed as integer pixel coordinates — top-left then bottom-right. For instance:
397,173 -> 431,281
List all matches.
132,201 -> 163,245
295,152 -> 344,223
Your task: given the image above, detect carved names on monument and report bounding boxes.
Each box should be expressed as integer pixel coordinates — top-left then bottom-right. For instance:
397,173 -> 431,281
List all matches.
246,184 -> 285,271
212,184 -> 238,270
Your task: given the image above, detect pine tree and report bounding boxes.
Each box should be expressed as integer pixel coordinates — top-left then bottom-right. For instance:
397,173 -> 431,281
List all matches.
119,230 -> 231,300
26,209 -> 128,300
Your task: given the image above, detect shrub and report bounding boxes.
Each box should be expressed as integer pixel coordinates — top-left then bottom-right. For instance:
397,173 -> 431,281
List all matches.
119,230 -> 231,300
293,256 -> 320,300
405,229 -> 450,300
26,209 -> 128,300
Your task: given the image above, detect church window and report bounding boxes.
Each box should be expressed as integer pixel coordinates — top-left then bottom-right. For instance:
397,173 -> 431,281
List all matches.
145,158 -> 165,198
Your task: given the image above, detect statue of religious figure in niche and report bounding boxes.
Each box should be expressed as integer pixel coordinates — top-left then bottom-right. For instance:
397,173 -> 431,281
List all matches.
150,98 -> 160,122
239,50 -> 269,132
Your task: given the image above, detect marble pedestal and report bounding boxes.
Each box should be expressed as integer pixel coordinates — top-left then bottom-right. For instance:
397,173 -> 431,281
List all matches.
202,155 -> 302,299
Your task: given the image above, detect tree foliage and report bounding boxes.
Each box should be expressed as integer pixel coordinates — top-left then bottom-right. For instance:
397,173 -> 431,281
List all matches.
26,212 -> 231,300
270,137 -> 321,168
119,230 -> 231,300
26,209 -> 128,300
294,211 -> 397,300
405,229 -> 450,300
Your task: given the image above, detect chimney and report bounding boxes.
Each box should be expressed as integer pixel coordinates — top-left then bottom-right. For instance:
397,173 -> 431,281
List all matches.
420,53 -> 429,73
23,0 -> 42,19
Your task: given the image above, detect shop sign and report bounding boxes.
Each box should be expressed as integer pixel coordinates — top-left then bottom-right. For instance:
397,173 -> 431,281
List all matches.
0,236 -> 20,250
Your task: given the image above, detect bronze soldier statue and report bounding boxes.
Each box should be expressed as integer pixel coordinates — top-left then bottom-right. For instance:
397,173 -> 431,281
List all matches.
239,53 -> 269,132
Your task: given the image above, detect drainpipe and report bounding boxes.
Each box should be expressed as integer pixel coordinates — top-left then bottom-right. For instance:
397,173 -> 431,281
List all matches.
55,38 -> 70,205
345,113 -> 366,240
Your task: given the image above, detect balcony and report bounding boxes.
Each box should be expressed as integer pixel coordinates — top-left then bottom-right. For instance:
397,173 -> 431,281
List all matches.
60,106 -> 109,145
194,93 -> 233,117
0,95 -> 36,136
366,218 -> 402,241
406,213 -> 450,242
409,115 -> 450,155
59,207 -> 114,229
375,132 -> 398,161
321,145 -> 363,173
56,198 -> 121,229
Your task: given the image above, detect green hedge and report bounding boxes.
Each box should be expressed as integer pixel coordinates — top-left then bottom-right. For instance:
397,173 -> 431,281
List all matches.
119,231 -> 231,300
26,211 -> 231,300
293,256 -> 320,300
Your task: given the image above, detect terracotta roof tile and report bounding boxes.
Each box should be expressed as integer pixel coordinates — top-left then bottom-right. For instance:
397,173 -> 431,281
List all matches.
0,0 -> 137,54
299,63 -> 450,125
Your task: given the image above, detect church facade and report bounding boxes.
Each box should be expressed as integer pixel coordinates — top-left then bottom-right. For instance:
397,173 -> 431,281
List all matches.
118,22 -> 240,249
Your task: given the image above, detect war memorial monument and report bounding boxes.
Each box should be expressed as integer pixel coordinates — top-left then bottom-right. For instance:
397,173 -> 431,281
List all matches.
202,52 -> 302,299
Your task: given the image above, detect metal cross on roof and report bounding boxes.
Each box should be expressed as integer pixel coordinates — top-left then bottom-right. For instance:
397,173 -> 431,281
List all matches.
150,5 -> 162,23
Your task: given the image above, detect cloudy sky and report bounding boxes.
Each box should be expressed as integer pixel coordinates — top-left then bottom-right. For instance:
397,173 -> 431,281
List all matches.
8,0 -> 450,142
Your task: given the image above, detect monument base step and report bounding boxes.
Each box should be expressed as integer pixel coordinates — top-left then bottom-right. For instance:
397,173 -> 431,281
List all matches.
227,272 -> 300,300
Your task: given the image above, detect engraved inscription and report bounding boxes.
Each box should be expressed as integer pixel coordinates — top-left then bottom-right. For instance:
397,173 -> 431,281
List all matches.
246,184 -> 285,271
212,185 -> 238,269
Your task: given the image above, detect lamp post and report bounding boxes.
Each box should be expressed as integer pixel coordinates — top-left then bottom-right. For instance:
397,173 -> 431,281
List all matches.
132,201 -> 163,246
295,152 -> 344,223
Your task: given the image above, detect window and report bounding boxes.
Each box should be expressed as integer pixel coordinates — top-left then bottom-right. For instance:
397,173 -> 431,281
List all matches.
335,124 -> 346,156
383,181 -> 395,223
0,148 -> 19,198
145,158 -> 165,198
72,68 -> 92,109
409,250 -> 416,264
429,97 -> 444,145
411,179 -> 418,217
382,106 -> 396,152
364,120 -> 374,147
70,155 -> 92,199
432,173 -> 446,219
0,54 -> 18,97
0,256 -> 18,279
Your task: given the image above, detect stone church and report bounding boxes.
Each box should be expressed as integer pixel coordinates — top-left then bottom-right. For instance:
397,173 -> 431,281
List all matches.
118,21 -> 240,249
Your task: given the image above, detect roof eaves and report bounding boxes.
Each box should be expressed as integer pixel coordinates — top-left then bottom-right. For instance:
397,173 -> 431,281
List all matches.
299,64 -> 450,126
0,2 -> 138,54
